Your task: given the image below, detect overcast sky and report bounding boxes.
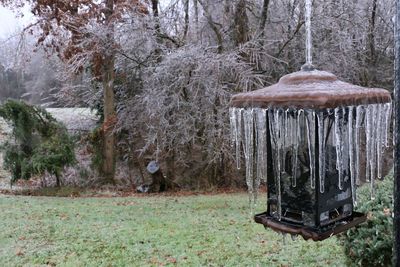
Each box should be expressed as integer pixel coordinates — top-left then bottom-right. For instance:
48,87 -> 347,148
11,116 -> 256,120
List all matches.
0,2 -> 170,39
0,5 -> 32,39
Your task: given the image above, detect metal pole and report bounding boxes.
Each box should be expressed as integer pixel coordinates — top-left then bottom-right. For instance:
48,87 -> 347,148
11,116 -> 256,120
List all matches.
301,0 -> 315,71
394,0 -> 400,265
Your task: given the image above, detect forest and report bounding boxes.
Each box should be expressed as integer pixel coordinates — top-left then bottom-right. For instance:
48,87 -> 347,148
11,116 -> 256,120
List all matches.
0,0 -> 395,189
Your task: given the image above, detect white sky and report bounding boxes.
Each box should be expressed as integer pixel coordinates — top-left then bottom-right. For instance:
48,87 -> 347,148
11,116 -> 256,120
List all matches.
0,5 -> 33,39
0,2 -> 170,39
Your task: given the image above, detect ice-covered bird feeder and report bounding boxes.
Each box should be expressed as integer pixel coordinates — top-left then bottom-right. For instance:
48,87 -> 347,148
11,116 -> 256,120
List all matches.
229,68 -> 392,241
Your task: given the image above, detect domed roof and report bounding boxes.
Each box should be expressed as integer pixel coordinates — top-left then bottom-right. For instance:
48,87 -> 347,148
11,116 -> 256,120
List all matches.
230,70 -> 391,109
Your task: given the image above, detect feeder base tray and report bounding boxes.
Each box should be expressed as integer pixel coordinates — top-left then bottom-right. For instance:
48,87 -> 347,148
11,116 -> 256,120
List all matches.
254,211 -> 367,241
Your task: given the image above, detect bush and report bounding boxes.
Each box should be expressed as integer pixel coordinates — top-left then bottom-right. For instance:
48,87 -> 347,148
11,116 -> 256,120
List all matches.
338,175 -> 393,266
0,100 -> 75,186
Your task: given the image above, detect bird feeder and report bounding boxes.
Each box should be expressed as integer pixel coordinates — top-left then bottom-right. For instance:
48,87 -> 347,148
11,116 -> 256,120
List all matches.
229,68 -> 392,241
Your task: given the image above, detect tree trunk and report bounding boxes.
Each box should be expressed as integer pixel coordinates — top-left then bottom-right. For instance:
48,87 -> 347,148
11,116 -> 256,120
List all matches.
368,0 -> 378,62
367,0 -> 378,86
234,0 -> 249,46
55,172 -> 61,187
258,0 -> 270,35
149,168 -> 166,193
183,0 -> 190,41
193,0 -> 199,41
165,149 -> 176,183
102,0 -> 116,183
152,0 -> 161,34
102,56 -> 116,182
233,0 -> 249,46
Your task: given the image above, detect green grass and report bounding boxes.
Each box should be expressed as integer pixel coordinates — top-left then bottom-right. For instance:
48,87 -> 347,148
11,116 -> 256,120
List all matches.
0,193 -> 347,267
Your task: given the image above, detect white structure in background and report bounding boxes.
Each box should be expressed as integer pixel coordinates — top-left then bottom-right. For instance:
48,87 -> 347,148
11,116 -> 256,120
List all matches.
46,108 -> 98,133
0,108 -> 98,136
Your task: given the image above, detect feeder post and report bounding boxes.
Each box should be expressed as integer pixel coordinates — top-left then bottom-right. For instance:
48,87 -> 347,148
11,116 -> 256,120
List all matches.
394,0 -> 400,265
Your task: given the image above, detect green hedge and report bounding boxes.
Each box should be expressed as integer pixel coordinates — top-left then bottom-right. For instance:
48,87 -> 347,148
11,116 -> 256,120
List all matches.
338,175 -> 393,266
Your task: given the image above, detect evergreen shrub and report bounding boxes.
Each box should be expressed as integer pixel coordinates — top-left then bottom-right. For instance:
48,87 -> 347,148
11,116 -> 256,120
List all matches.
0,100 -> 75,186
339,175 -> 393,266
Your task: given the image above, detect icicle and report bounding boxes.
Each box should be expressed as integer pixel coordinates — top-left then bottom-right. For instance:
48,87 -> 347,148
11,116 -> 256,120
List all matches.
370,105 -> 379,200
268,109 -> 282,221
243,109 -> 255,207
282,109 -> 289,173
274,109 -> 283,221
384,102 -> 392,147
334,107 -> 344,190
230,108 -> 238,169
341,107 -> 350,180
355,106 -> 365,186
235,108 -> 243,169
381,104 -> 388,149
284,109 -> 290,143
365,105 -> 373,183
325,109 -> 335,174
298,109 -> 305,144
229,108 -> 236,146
317,111 -> 326,193
292,110 -> 301,187
255,109 -> 268,186
377,104 -> 384,180
288,110 -> 294,149
306,111 -> 316,189
348,106 -> 357,206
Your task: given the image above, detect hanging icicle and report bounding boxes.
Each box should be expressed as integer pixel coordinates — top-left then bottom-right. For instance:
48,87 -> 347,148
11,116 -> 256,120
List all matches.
317,111 -> 326,193
274,109 -> 283,220
306,111 -> 316,189
255,108 -> 268,185
384,102 -> 393,147
291,110 -> 301,187
377,105 -> 385,180
235,108 -> 243,170
335,107 -> 344,190
229,108 -> 236,145
355,106 -> 365,186
369,105 -> 378,199
243,109 -> 255,206
348,106 -> 357,206
365,105 -> 373,183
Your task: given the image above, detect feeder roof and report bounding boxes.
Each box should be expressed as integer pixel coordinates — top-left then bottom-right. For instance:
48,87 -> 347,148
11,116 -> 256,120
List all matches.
230,70 -> 391,109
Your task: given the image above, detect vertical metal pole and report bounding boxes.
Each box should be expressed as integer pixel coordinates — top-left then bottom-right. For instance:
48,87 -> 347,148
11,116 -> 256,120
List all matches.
394,0 -> 400,265
305,0 -> 312,66
301,0 -> 315,71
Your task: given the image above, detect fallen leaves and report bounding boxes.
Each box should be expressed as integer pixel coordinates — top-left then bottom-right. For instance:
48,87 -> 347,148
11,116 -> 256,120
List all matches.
166,257 -> 177,264
115,201 -> 137,206
15,247 -> 24,256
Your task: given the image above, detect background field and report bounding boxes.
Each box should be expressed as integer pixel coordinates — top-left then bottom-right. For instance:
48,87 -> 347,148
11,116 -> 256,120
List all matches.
0,193 -> 346,267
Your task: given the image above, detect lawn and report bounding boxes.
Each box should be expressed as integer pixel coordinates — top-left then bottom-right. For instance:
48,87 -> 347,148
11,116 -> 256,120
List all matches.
0,193 -> 347,267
